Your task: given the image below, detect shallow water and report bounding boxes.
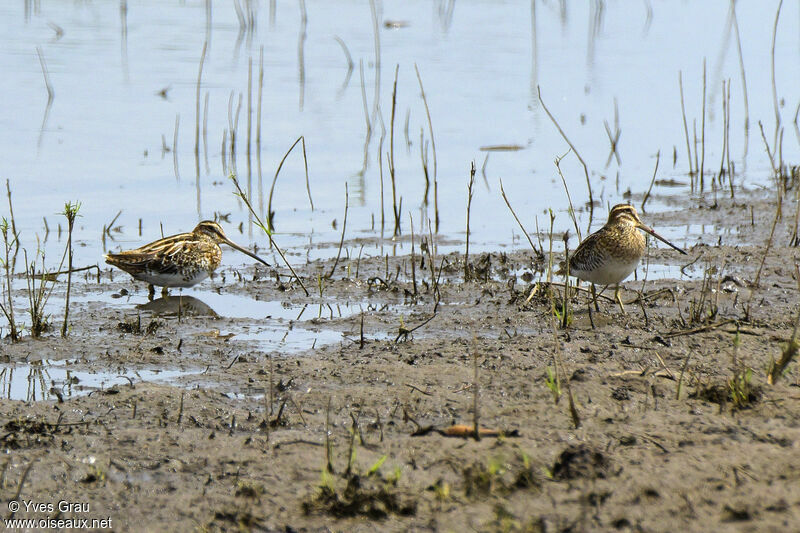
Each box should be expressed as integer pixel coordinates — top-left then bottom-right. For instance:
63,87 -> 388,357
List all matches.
99,290 -> 380,354
0,1 -> 798,324
0,360 -> 201,402
76,289 -> 375,320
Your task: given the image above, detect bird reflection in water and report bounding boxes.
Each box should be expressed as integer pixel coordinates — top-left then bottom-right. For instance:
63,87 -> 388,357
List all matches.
137,295 -> 218,318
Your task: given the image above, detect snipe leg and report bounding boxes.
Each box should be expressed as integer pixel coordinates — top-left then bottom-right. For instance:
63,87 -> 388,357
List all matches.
148,284 -> 155,301
161,286 -> 169,298
589,284 -> 601,312
614,285 -> 626,314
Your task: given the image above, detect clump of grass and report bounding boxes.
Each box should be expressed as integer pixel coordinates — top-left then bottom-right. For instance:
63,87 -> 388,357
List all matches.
19,201 -> 81,339
463,458 -> 504,498
5,180 -> 19,250
462,454 -> 541,498
728,331 -> 760,410
678,62 -> 710,190
24,248 -> 62,338
302,470 -> 415,519
692,331 -> 761,409
728,365 -> 755,409
305,402 -> 415,518
303,454 -> 414,519
552,299 -> 573,327
0,218 -> 19,341
117,315 -> 161,336
0,186 -> 84,340
235,480 -> 265,499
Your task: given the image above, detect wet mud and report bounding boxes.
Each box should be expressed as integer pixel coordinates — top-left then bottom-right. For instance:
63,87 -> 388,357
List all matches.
2,191 -> 800,532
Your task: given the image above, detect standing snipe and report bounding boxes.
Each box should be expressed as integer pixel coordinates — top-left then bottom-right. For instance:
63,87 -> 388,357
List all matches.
105,220 -> 270,299
567,204 -> 686,312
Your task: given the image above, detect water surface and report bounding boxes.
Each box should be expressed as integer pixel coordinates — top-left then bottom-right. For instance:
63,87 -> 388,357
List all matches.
0,1 -> 796,324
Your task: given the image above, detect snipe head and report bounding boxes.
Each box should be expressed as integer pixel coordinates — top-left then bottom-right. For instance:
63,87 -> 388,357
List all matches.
191,220 -> 270,265
605,204 -> 686,255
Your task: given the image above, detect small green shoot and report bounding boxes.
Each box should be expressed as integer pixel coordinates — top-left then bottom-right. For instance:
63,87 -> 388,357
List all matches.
487,457 -> 505,477
387,466 -> 402,486
367,455 -> 387,477
432,479 -> 450,502
552,301 -> 572,328
519,452 -> 531,471
729,329 -> 757,409
317,272 -> 324,297
463,459 -> 505,498
545,366 -> 561,404
60,201 -> 80,337
319,467 -> 335,491
768,309 -> 800,385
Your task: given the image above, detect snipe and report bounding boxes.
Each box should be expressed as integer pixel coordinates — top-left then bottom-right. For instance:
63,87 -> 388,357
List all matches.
105,220 -> 270,299
566,204 -> 686,312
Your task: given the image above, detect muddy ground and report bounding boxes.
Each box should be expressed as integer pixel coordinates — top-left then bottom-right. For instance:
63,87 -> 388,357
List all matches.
2,190 -> 800,532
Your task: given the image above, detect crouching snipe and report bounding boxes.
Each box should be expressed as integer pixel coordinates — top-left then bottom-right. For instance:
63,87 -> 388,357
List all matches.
105,220 -> 270,299
566,204 -> 686,313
